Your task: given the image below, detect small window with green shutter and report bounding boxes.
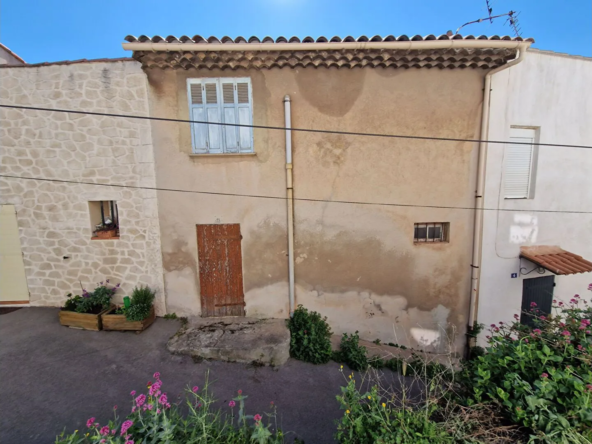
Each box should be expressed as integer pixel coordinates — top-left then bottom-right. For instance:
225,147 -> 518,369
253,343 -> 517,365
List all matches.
187,78 -> 253,154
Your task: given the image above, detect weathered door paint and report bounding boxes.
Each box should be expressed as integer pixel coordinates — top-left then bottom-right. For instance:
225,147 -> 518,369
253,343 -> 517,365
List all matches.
196,224 -> 245,317
0,205 -> 29,304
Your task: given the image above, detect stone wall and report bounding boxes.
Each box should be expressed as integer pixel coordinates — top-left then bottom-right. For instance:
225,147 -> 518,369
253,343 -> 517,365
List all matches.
0,60 -> 166,312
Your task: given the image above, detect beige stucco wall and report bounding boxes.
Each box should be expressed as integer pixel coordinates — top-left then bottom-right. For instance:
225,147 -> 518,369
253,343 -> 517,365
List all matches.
146,66 -> 485,352
0,60 -> 165,312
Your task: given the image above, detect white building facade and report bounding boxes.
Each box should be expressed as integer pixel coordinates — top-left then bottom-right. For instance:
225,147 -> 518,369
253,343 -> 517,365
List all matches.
477,49 -> 592,339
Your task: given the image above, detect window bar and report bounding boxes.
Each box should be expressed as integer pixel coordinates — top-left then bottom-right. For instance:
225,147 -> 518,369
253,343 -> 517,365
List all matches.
100,200 -> 105,226
109,201 -> 115,226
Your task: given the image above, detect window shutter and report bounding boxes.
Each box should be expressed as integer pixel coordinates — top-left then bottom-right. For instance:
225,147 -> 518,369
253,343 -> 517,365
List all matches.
221,81 -> 239,153
189,83 -> 207,153
204,81 -> 223,153
504,128 -> 536,199
236,82 -> 253,152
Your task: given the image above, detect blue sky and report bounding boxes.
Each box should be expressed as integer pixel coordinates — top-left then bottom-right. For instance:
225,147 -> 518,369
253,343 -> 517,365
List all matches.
1,0 -> 590,63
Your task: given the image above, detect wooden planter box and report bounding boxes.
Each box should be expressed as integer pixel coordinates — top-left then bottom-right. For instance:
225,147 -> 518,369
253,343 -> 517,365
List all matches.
59,305 -> 113,331
101,306 -> 155,332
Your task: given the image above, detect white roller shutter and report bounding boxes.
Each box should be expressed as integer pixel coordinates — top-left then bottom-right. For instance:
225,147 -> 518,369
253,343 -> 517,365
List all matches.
504,128 -> 537,199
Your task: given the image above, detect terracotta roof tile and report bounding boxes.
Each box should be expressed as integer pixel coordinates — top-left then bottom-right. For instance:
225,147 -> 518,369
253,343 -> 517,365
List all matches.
520,246 -> 592,275
124,34 -> 533,71
124,34 -> 534,44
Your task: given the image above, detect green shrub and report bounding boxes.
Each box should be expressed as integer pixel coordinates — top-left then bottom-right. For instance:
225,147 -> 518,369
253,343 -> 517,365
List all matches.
340,331 -> 368,371
336,379 -> 453,443
288,305 -> 333,364
461,294 -> 592,440
121,286 -> 155,321
62,280 -> 119,314
56,371 -> 285,444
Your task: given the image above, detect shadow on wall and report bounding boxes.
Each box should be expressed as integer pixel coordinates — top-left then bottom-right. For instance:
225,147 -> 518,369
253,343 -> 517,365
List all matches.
242,220 -> 465,352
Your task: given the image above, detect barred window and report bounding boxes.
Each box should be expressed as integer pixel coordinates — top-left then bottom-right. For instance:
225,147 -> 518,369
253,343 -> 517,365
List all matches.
414,222 -> 449,243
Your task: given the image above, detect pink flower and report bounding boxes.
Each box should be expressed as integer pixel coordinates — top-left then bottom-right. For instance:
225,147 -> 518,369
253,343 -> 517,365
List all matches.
254,414 -> 262,422
541,373 -> 548,378
530,302 -> 537,308
229,400 -> 236,407
130,390 -> 136,396
514,314 -> 519,320
147,404 -> 153,410
539,316 -> 546,320
561,330 -> 571,336
86,417 -> 96,428
559,322 -> 566,327
581,319 -> 590,326
159,394 -> 168,404
533,329 -> 542,335
131,407 -> 136,413
579,326 -> 586,330
524,338 -> 529,343
111,430 -> 116,435
578,345 -> 584,351
558,302 -> 564,306
494,327 -> 500,332
99,426 -> 110,436
125,441 -> 134,444
100,440 -> 106,444
490,324 -> 496,328
121,420 -> 133,436
575,294 -> 580,299
166,403 -> 171,409
586,384 -> 592,392
192,386 -> 199,393
587,330 -> 591,334
153,372 -> 160,380
135,394 -> 146,407
114,405 -> 117,410
238,390 -> 242,395
499,321 -> 504,325
157,409 -> 161,414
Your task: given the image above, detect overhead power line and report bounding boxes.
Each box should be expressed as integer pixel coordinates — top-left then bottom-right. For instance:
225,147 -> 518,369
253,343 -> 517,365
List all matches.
1,104 -> 591,150
2,174 -> 591,215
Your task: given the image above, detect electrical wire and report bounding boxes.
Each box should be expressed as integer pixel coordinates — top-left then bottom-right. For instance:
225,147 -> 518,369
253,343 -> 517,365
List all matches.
2,174 -> 591,215
2,104 -> 592,150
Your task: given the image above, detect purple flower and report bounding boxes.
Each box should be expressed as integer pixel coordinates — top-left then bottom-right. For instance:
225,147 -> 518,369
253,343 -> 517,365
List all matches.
86,417 -> 96,428
229,400 -> 236,407
120,420 -> 133,436
490,324 -> 496,328
158,394 -> 168,404
153,372 -> 160,380
106,279 -> 110,283
116,283 -> 121,288
130,390 -> 136,396
135,394 -> 146,407
99,426 -> 110,436
192,386 -> 199,393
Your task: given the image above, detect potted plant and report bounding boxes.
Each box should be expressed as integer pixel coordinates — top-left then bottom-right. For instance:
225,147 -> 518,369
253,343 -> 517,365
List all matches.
102,285 -> 156,332
94,220 -> 118,239
59,280 -> 119,330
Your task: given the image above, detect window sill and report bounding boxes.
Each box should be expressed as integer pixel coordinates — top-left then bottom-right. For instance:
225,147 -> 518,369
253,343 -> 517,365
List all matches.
189,153 -> 257,158
91,236 -> 120,241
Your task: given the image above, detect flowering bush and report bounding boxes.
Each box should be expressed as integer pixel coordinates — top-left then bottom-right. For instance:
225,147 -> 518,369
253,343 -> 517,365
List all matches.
461,292 -> 592,441
288,305 -> 333,364
63,280 -> 119,314
56,372 -> 284,444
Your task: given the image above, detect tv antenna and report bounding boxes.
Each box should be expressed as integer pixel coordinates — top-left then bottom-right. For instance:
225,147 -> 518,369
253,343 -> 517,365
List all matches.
456,0 -> 522,37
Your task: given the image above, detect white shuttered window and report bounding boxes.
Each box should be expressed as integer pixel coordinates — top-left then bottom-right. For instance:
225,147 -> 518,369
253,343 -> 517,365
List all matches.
504,127 -> 538,199
187,78 -> 253,154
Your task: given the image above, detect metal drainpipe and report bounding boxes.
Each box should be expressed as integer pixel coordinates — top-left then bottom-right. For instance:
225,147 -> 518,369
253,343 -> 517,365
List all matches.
467,43 -> 531,352
284,95 -> 296,316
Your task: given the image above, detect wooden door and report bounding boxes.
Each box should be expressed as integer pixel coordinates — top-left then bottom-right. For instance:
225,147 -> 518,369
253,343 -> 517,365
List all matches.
196,224 -> 245,317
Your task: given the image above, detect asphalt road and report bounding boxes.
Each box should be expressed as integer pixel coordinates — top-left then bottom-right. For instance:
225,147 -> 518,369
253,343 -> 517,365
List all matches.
0,308 -> 406,443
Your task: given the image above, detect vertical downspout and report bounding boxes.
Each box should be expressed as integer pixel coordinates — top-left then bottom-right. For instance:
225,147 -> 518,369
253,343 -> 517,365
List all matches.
467,44 -> 530,350
284,95 -> 296,316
